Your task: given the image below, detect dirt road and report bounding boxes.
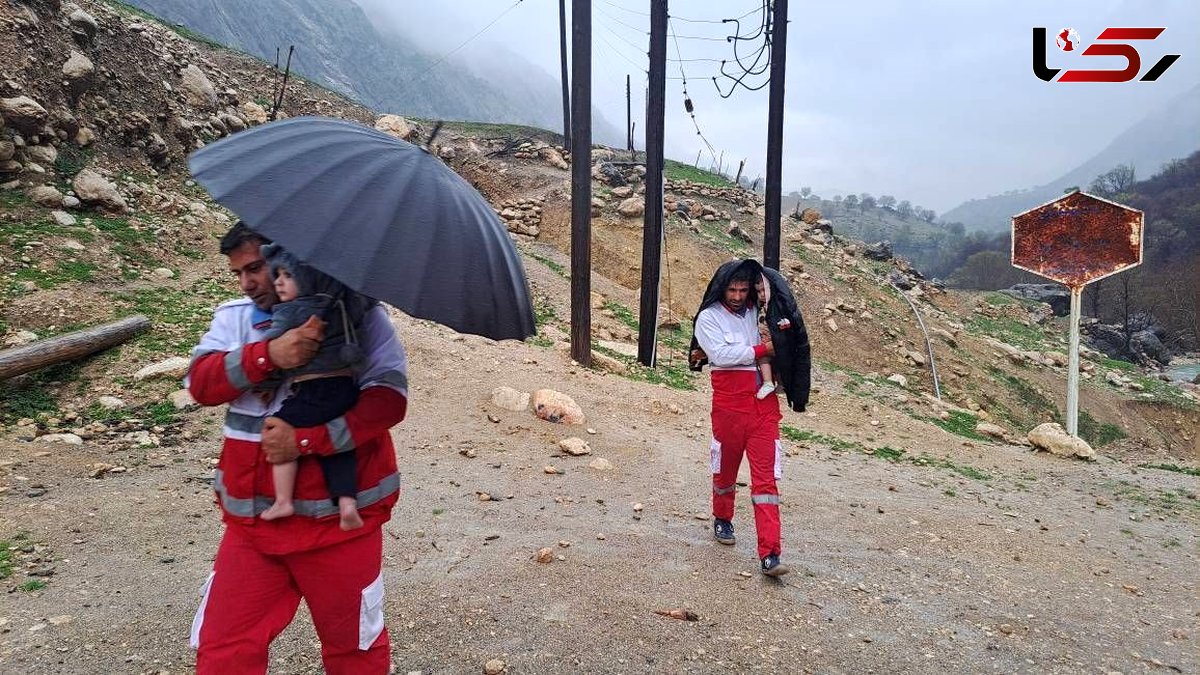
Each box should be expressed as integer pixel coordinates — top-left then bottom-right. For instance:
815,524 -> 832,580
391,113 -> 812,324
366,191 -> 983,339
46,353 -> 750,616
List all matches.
2,311 -> 1197,674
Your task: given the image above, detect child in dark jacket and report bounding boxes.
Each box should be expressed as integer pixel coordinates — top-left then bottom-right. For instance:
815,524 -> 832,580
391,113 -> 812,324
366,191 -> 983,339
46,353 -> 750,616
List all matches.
258,244 -> 377,530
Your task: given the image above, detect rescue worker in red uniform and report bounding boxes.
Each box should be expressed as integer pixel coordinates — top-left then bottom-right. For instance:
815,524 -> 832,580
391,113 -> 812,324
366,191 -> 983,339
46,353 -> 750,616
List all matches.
185,223 -> 408,674
691,259 -> 789,576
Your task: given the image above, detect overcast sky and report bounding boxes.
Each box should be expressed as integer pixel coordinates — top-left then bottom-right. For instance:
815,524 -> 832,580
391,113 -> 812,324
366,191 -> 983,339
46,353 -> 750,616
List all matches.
357,0 -> 1199,213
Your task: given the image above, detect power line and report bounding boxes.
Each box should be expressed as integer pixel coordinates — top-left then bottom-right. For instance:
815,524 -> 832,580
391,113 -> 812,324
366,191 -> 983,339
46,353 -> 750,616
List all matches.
597,18 -> 648,55
668,18 -> 718,161
672,5 -> 764,24
598,0 -> 648,17
595,6 -> 647,35
404,0 -> 525,87
596,31 -> 647,73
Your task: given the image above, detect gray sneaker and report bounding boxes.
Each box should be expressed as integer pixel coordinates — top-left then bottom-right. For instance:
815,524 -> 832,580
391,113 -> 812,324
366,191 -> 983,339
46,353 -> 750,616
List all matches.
761,553 -> 790,577
713,518 -> 735,545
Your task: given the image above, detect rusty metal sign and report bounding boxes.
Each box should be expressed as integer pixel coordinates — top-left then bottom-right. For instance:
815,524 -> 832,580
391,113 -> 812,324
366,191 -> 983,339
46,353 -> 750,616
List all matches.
1009,190 -> 1144,440
1011,191 -> 1144,290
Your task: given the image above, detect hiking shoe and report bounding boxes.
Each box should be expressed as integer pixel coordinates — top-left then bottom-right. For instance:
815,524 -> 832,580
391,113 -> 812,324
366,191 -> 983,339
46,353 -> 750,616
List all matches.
761,554 -> 790,577
713,518 -> 735,545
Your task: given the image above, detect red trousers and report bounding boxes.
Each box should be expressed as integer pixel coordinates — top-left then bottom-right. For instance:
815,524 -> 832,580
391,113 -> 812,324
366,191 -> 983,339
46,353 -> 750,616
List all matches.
192,525 -> 389,674
710,370 -> 784,559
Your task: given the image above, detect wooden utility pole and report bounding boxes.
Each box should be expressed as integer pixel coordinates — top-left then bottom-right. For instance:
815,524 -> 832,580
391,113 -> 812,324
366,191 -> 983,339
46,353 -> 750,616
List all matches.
0,315 -> 149,381
559,0 -> 571,145
626,74 -> 632,157
637,0 -> 668,367
569,0 -> 592,366
763,0 -> 789,269
734,158 -> 745,185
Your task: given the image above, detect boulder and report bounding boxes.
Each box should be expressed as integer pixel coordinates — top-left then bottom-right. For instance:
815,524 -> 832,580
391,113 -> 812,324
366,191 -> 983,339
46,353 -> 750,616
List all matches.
0,141 -> 13,161
1,96 -> 49,132
62,51 -> 94,94
374,114 -> 413,140
616,197 -> 644,217
532,389 -> 585,425
999,284 -> 1069,316
490,386 -> 530,412
180,65 -> 218,110
133,356 -> 191,381
241,101 -> 268,125
864,241 -> 893,261
538,147 -> 569,170
28,185 -> 64,207
72,169 -> 126,211
596,162 -> 626,187
68,8 -> 98,44
728,223 -> 753,244
1027,422 -> 1095,459
25,144 -> 57,165
975,422 -> 1007,439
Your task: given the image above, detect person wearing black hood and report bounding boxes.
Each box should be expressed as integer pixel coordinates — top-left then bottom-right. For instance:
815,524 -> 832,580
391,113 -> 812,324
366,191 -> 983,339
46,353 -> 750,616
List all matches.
689,259 -> 811,577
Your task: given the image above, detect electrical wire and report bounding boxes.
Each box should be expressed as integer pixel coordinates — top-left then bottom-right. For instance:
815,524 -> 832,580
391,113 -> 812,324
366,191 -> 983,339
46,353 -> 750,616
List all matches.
667,18 -> 718,161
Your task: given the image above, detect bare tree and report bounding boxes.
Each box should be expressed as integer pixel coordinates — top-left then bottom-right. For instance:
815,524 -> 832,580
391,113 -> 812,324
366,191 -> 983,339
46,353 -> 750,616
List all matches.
1089,164 -> 1137,199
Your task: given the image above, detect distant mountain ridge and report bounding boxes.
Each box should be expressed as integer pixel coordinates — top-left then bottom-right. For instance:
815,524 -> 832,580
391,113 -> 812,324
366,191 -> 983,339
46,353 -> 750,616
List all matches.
122,0 -> 620,141
941,82 -> 1200,233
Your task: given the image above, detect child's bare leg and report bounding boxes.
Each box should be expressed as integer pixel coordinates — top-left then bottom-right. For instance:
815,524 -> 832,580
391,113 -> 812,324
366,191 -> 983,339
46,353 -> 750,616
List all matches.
261,460 -> 298,520
756,357 -> 777,399
338,496 -> 363,531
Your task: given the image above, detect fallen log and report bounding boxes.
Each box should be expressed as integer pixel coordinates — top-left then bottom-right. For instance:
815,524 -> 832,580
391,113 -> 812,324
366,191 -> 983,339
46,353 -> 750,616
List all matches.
0,315 -> 151,381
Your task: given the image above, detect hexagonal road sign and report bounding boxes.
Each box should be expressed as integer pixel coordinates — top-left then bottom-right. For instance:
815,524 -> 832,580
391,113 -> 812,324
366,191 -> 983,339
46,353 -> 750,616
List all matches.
1011,191 -> 1144,290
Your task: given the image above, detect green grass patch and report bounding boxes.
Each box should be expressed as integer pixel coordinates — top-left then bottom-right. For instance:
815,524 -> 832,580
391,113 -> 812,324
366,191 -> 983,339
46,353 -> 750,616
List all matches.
782,425 -> 991,480
983,292 -> 1018,306
1100,357 -> 1138,373
1068,410 -> 1126,447
106,288 -> 221,357
416,118 -> 562,144
0,361 -> 85,424
591,343 -> 695,390
103,0 -> 227,49
985,365 -> 1058,426
1162,538 -> 1182,548
1138,463 -> 1200,477
19,580 -> 47,592
1107,480 -> 1200,516
930,410 -> 990,441
664,159 -> 735,187
529,252 -> 567,279
53,145 -> 92,177
1128,376 -> 1198,409
13,260 -> 97,289
966,315 -> 1048,351
696,217 -> 750,255
0,540 -> 13,579
603,301 -> 639,332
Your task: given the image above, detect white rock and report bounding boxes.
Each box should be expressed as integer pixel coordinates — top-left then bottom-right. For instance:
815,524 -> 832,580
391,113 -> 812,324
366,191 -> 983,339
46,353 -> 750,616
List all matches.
1027,422 -> 1095,459
169,389 -> 198,410
3,329 -> 38,347
490,386 -> 530,412
72,169 -> 126,211
24,144 -> 57,165
588,457 -> 613,471
886,373 -> 908,388
38,433 -> 83,445
62,51 -> 94,91
133,356 -> 191,381
0,96 -> 48,131
52,211 -> 77,227
96,396 -> 126,410
180,64 -> 218,110
558,437 -> 591,456
152,267 -> 175,279
617,197 -> 645,217
374,114 -> 412,140
975,422 -> 1006,439
27,185 -> 63,207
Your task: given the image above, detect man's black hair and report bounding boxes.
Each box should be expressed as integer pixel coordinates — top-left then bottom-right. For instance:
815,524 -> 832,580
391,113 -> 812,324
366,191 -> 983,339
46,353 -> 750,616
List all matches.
218,221 -> 271,255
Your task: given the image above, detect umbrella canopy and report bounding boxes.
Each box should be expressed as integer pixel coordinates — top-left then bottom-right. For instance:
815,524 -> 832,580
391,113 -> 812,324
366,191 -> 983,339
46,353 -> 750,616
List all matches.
188,116 -> 536,341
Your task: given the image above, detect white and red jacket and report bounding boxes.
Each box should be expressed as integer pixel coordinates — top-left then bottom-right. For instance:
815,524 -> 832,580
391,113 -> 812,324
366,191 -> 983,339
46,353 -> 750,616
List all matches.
186,298 -> 408,554
694,302 -> 769,410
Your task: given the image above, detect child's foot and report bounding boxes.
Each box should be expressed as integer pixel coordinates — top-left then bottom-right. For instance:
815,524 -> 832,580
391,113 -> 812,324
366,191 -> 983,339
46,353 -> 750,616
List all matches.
260,501 -> 294,521
338,500 -> 364,531
755,382 -> 777,399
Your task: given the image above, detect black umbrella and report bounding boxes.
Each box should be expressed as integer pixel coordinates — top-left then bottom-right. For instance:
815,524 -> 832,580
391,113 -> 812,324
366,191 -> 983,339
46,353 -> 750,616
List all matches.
188,116 -> 536,341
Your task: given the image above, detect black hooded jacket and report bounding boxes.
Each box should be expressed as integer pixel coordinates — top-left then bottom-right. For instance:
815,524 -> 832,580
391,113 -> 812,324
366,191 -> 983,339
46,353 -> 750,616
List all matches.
689,259 -> 812,412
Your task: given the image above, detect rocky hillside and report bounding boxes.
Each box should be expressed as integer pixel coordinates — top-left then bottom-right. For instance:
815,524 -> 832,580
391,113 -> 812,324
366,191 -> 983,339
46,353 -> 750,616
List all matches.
1,0 -> 1197,467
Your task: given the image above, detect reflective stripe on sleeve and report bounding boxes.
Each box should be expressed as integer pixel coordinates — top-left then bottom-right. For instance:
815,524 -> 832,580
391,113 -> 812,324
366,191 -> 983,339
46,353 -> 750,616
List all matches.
213,469 -> 401,518
223,348 -> 252,391
713,484 -> 737,496
751,494 -> 780,505
326,416 -> 355,453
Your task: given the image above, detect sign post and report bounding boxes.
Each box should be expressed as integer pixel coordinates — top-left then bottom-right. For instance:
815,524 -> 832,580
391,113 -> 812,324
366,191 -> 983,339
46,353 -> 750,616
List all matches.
1011,191 -> 1144,437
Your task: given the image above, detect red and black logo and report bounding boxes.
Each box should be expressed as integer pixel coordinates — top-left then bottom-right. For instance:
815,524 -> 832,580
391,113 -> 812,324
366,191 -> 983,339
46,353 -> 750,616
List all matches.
1033,27 -> 1181,82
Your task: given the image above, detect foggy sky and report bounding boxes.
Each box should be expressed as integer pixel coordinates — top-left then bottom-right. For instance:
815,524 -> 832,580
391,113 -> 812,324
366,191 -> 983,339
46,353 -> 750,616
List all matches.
355,0 -> 1199,213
